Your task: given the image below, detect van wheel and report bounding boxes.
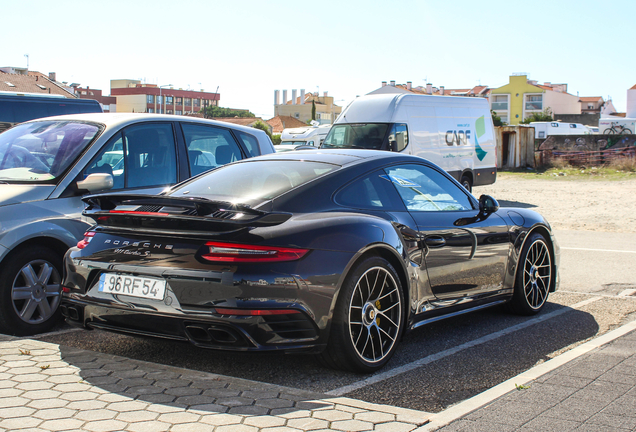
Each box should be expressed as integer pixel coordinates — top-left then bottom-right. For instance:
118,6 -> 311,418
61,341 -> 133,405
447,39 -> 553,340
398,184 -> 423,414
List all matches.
461,175 -> 472,192
0,247 -> 63,336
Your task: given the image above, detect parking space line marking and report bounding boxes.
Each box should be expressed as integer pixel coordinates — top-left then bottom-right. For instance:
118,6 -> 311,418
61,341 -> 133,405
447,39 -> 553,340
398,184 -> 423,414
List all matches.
417,318 -> 636,431
325,297 -> 602,397
561,247 -> 636,254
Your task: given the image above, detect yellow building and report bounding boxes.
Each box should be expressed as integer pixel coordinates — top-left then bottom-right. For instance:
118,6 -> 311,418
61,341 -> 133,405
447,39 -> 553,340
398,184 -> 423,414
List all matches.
490,75 -> 580,125
274,90 -> 342,125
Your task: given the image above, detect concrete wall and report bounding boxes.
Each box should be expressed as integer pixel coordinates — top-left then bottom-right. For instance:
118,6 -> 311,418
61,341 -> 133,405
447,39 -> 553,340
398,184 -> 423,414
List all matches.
554,113 -> 600,126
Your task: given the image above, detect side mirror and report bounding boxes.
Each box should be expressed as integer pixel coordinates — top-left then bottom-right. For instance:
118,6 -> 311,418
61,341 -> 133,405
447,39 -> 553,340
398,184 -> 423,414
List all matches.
479,194 -> 499,214
77,173 -> 114,193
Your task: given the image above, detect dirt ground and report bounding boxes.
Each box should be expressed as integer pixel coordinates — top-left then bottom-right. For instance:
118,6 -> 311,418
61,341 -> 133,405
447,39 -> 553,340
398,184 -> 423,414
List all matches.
473,174 -> 636,233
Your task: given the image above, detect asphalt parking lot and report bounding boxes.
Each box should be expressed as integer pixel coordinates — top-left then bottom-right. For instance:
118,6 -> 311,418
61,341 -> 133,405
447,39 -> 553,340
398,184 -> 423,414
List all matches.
34,229 -> 636,414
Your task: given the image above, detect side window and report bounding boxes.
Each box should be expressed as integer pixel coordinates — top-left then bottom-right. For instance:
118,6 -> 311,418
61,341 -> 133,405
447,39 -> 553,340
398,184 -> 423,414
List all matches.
182,124 -> 244,176
388,123 -> 408,151
236,131 -> 260,157
335,171 -> 404,210
384,164 -> 473,212
84,133 -> 125,189
86,124 -> 177,190
123,123 -> 177,188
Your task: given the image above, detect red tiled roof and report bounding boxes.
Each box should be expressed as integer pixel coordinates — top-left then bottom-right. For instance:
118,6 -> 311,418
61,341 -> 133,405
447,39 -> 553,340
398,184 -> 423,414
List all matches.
579,96 -> 602,102
0,71 -> 76,97
266,116 -> 307,134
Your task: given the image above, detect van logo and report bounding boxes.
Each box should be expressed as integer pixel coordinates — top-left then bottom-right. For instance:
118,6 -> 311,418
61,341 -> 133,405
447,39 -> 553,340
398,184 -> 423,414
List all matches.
445,130 -> 471,146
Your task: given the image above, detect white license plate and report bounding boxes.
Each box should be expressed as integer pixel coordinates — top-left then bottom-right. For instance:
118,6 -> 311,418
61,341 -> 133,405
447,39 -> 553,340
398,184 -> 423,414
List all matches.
98,273 -> 166,300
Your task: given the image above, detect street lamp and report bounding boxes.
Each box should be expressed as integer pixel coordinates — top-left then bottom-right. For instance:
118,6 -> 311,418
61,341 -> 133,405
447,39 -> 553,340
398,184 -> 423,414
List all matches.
159,84 -> 172,114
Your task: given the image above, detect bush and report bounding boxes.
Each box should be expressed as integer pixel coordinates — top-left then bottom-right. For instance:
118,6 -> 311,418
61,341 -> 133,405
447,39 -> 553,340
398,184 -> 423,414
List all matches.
271,134 -> 281,145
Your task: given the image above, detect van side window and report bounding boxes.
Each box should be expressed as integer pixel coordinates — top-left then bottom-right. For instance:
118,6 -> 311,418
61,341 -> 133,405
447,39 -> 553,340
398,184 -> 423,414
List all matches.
388,123 -> 408,152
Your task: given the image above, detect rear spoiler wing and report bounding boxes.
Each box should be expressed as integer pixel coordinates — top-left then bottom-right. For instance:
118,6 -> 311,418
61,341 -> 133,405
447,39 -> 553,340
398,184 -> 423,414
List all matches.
82,194 -> 291,231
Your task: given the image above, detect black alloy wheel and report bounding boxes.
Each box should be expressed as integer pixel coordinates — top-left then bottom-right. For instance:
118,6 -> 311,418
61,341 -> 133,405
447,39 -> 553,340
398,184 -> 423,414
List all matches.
509,232 -> 552,315
320,256 -> 404,373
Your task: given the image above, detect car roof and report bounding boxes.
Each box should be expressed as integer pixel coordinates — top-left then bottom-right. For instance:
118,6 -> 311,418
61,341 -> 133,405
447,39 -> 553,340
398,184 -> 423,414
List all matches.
248,148 -> 425,167
20,113 -> 268,136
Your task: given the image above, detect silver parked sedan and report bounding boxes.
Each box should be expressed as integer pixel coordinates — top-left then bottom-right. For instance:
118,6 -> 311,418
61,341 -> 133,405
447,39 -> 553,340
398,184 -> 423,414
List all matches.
0,113 -> 275,335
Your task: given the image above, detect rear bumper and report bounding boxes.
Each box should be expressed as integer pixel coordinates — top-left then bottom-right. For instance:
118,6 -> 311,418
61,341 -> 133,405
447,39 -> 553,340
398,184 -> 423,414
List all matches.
61,297 -> 325,353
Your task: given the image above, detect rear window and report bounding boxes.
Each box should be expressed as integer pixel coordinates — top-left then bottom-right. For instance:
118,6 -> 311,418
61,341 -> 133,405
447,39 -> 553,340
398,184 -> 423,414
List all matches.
170,160 -> 338,206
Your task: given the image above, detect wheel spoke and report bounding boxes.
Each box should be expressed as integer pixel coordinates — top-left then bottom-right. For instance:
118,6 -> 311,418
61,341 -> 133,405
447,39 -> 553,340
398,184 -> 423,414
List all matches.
378,288 -> 398,302
12,286 -> 32,301
20,264 -> 38,288
377,311 -> 398,329
38,263 -> 53,285
38,299 -> 52,318
377,325 -> 396,342
20,299 -> 38,320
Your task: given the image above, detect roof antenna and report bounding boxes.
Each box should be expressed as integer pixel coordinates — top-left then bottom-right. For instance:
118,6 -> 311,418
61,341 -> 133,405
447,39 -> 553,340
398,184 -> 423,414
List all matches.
24,54 -> 29,71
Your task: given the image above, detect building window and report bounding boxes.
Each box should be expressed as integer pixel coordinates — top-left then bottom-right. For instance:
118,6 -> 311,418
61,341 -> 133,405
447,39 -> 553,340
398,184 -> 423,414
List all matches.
185,98 -> 191,105
194,99 -> 200,107
294,113 -> 300,118
148,108 -> 154,113
167,110 -> 173,114
491,95 -> 508,110
587,103 -> 594,109
147,95 -> 154,104
525,95 -> 542,111
166,96 -> 173,104
176,110 -> 182,115
176,97 -> 182,105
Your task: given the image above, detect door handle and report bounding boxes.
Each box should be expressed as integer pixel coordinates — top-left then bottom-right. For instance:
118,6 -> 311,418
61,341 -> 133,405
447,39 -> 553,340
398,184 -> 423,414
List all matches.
425,236 -> 446,248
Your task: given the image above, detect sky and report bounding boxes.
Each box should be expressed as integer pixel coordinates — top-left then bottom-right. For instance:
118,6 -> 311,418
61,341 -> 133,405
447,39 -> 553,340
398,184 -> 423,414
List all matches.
4,0 -> 635,119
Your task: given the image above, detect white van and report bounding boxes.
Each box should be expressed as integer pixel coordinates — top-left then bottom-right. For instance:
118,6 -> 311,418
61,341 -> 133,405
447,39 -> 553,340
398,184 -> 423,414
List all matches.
280,124 -> 331,147
530,121 -> 591,139
321,93 -> 496,191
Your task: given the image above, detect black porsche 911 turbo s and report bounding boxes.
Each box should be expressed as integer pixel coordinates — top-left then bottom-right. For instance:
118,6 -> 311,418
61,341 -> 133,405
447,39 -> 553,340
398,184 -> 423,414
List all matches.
61,149 -> 559,373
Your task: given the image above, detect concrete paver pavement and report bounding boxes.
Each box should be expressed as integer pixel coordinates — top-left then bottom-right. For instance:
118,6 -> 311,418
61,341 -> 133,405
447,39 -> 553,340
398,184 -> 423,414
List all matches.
0,337 -> 431,431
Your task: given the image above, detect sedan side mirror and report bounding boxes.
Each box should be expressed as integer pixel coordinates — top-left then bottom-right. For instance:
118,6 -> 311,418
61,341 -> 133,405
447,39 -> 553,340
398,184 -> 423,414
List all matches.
479,194 -> 499,214
77,173 -> 114,193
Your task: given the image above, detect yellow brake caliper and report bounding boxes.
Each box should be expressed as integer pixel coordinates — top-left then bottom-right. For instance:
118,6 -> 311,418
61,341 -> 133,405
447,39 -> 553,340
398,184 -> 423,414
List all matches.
375,300 -> 381,325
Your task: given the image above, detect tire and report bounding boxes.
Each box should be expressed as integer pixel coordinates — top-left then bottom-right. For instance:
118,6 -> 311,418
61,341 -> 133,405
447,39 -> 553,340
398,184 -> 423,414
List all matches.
0,247 -> 63,336
319,256 -> 404,373
460,175 -> 472,193
508,233 -> 552,316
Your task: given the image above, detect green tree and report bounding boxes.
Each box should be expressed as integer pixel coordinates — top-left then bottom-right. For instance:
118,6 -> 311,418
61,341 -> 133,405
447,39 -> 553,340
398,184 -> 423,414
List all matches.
271,134 -> 281,145
251,120 -> 272,139
311,100 -> 316,121
520,108 -> 553,124
491,110 -> 505,127
201,106 -> 256,119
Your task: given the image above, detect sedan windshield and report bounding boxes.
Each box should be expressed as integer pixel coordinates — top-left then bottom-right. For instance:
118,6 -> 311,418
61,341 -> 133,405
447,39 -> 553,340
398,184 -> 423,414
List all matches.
171,159 -> 338,207
322,123 -> 389,149
0,121 -> 101,182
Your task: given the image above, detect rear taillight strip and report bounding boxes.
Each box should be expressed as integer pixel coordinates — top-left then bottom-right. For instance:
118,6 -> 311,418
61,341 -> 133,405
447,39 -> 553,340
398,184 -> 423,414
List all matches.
214,308 -> 301,316
201,241 -> 308,263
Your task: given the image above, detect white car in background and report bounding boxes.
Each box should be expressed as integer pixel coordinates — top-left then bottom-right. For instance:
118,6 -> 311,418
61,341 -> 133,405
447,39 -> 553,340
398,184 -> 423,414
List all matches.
0,113 -> 275,335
